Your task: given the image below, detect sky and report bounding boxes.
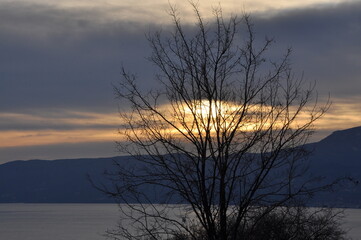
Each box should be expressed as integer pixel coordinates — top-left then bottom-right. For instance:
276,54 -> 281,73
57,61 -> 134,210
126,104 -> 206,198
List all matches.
0,0 -> 360,163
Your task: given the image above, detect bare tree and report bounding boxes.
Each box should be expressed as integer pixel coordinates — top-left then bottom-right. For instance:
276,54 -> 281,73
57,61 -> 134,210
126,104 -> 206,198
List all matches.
103,3 -> 345,240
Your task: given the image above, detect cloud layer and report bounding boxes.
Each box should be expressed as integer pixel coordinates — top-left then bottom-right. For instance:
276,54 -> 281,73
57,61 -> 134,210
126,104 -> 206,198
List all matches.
1,0 -> 360,162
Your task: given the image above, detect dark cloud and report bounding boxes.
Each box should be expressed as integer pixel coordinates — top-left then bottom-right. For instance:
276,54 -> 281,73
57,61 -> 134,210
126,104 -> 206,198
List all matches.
0,2 -> 157,112
1,1 -> 360,114
253,2 -> 361,98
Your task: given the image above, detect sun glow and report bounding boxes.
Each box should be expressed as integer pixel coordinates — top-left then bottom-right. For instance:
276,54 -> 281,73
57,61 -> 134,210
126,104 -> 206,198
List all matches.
152,98 -> 332,141
161,100 -> 272,138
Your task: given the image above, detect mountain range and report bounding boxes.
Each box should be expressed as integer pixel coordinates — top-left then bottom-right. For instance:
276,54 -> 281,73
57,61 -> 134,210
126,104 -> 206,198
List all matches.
1,126 -> 361,207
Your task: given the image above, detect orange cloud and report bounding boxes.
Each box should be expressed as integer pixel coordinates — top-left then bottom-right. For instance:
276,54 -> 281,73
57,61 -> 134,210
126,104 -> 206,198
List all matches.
1,98 -> 360,148
315,98 -> 361,130
0,110 -> 121,148
0,129 -> 118,148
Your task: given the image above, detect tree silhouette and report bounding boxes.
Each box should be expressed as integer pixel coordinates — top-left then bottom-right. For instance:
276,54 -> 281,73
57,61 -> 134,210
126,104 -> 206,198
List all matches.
103,3 -> 347,240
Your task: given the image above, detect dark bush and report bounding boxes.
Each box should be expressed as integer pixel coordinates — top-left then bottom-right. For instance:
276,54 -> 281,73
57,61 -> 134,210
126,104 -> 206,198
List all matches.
169,207 -> 348,240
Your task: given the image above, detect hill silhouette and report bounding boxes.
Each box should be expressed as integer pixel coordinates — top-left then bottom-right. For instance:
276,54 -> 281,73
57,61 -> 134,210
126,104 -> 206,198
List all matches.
0,127 -> 360,206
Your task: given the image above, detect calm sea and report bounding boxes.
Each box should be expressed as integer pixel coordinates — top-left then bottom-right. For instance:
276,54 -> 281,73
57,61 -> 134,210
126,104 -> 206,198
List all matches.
0,204 -> 360,240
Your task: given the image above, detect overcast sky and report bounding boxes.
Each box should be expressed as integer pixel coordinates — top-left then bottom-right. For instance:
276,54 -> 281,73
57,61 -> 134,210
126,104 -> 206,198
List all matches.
0,0 -> 360,163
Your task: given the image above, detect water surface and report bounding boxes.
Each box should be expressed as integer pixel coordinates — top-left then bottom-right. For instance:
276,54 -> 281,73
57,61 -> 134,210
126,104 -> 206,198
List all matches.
0,204 -> 360,239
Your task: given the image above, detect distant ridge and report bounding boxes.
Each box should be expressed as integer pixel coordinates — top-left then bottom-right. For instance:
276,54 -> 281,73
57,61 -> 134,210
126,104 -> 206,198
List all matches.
0,157 -> 122,203
304,127 -> 361,207
317,126 -> 361,148
0,127 -> 360,207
